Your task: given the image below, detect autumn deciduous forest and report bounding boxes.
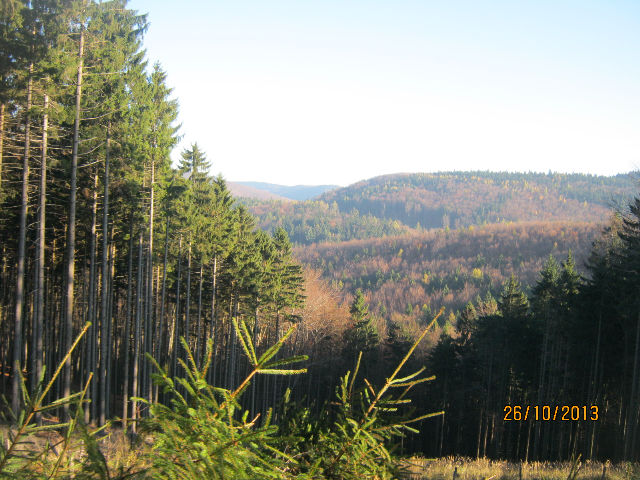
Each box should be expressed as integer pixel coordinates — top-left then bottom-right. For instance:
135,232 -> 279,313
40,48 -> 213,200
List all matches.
2,1 -> 640,477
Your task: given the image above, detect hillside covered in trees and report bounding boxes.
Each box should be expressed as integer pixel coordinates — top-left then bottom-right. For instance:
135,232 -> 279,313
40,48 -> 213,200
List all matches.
320,171 -> 638,230
2,1 -> 640,475
0,2 -> 453,477
242,197 -> 417,244
296,221 -> 602,325
419,206 -> 640,461
240,171 -> 637,245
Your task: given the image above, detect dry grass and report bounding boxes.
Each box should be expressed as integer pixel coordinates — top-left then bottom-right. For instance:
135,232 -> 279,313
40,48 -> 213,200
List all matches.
1,421 -> 149,476
399,457 -> 640,480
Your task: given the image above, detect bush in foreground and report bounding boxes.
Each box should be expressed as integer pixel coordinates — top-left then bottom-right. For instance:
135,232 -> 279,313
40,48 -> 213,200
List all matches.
1,310 -> 443,479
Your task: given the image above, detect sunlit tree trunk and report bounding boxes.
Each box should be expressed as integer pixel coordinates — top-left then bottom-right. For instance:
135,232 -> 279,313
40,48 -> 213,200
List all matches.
251,305 -> 259,414
196,262 -> 203,366
83,173 -> 98,423
122,222 -> 134,431
146,158 -> 155,402
171,235 -> 183,378
131,232 -> 143,433
184,242 -> 192,356
106,235 -> 115,420
63,27 -> 84,418
32,94 -> 48,417
155,218 -> 169,401
12,62 -> 33,416
0,102 -> 5,191
209,256 -> 217,385
99,125 -> 110,425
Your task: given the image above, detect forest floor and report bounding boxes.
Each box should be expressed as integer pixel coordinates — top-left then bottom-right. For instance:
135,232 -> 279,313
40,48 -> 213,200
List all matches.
401,457 -> 640,480
4,421 -> 640,479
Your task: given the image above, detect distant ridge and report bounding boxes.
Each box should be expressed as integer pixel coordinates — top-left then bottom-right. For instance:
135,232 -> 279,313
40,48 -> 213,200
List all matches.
236,181 -> 340,201
241,170 -> 639,245
228,182 -> 292,201
319,171 -> 639,230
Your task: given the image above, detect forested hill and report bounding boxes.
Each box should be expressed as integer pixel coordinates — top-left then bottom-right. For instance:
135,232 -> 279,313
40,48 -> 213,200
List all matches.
295,221 -> 601,324
319,171 -> 639,230
241,197 -> 418,244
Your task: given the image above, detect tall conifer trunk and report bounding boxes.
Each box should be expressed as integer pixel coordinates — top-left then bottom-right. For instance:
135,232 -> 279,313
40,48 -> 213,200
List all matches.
0,102 -> 4,191
86,173 -> 98,422
63,27 -> 84,416
146,158 -> 155,401
99,125 -> 110,426
156,219 -> 169,373
184,242 -> 192,353
196,262 -> 203,366
131,232 -> 143,433
12,62 -> 33,415
106,236 -> 115,420
209,256 -> 217,385
625,312 -> 640,458
33,94 -> 48,402
251,306 -> 259,414
171,236 -> 183,378
122,222 -> 134,431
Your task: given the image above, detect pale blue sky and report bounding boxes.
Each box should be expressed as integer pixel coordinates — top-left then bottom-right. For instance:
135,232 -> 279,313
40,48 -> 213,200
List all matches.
128,0 -> 640,186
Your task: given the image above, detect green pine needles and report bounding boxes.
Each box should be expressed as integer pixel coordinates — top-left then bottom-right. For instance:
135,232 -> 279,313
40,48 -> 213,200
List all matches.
136,320 -> 308,479
1,310 -> 443,479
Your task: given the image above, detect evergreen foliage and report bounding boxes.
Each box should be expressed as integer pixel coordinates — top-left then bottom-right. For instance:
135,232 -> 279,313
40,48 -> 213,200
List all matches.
2,0 -> 640,467
0,0 -> 305,439
0,312 -> 443,479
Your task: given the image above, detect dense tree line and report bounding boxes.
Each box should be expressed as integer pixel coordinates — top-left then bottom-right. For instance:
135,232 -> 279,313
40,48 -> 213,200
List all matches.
0,0 -> 307,429
2,1 -> 640,467
319,171 -> 638,230
418,203 -> 640,461
240,171 -> 636,247
297,221 -> 601,326
240,197 -> 416,244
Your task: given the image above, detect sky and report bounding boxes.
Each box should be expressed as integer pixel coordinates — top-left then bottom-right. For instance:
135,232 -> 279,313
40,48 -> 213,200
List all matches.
128,0 -> 640,186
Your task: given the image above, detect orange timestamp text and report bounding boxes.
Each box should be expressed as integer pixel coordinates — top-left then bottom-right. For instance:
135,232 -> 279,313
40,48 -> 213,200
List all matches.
503,405 -> 598,421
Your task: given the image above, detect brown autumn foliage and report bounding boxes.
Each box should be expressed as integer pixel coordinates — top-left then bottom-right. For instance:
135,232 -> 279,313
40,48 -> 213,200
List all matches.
320,171 -> 638,230
297,268 -> 351,356
295,221 -> 602,325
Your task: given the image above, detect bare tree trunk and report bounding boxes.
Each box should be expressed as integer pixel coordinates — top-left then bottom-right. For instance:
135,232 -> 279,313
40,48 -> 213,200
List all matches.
0,102 -> 4,191
12,62 -> 33,416
32,94 -> 48,415
146,158 -> 155,402
0,245 -> 7,394
171,235 -> 182,378
229,298 -> 238,389
63,27 -> 84,418
272,311 -> 280,409
122,222 -> 134,431
209,256 -> 217,385
184,242 -> 192,355
131,232 -> 143,433
589,305 -> 604,459
154,218 -> 169,402
84,173 -> 98,423
625,311 -> 640,458
105,236 -> 115,421
196,262 -> 203,367
251,305 -> 259,414
99,125 -> 110,426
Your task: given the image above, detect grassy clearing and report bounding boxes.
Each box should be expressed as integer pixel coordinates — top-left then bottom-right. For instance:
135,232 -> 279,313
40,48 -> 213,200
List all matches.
399,457 -> 640,480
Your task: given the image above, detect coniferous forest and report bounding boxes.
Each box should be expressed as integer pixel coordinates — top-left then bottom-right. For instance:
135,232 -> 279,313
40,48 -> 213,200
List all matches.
1,1 -> 640,478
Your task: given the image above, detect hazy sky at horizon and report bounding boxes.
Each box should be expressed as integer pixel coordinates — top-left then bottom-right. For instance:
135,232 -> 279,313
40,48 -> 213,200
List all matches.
128,0 -> 640,186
